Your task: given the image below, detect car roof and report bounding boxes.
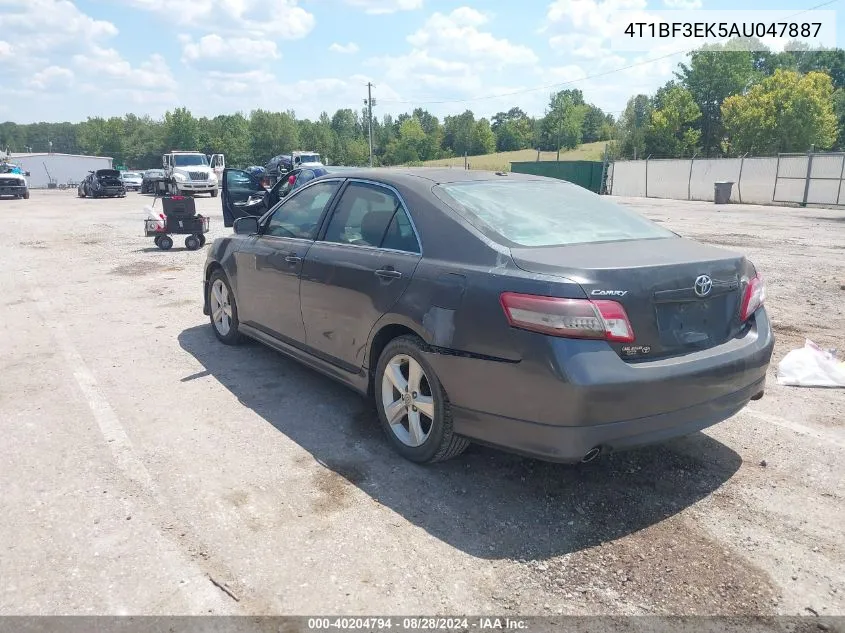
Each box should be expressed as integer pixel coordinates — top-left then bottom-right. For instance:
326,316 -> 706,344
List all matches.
315,167 -> 551,194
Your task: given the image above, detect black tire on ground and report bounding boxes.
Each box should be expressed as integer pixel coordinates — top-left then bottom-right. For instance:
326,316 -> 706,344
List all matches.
197,233 -> 206,247
158,235 -> 173,250
208,269 -> 242,345
185,235 -> 200,251
78,189 -> 85,198
374,334 -> 470,463
23,190 -> 30,199
210,189 -> 218,198
153,235 -> 162,247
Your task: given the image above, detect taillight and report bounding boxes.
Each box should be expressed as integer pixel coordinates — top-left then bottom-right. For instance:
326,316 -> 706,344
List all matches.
499,292 -> 635,342
740,273 -> 766,321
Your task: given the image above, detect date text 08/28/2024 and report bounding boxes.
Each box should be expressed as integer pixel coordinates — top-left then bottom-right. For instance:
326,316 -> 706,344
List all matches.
307,617 -> 529,631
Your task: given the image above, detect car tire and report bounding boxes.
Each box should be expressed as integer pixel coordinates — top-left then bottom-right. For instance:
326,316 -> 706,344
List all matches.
185,235 -> 200,251
197,233 -> 206,247
78,189 -> 85,198
158,235 -> 173,250
208,270 -> 242,345
210,189 -> 218,198
153,235 -> 162,247
374,335 -> 470,463
23,190 -> 30,199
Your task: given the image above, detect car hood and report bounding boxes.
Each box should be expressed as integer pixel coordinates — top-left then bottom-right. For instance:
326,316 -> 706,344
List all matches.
0,173 -> 26,182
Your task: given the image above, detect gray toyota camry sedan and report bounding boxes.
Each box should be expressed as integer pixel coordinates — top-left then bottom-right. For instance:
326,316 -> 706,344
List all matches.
202,168 -> 774,464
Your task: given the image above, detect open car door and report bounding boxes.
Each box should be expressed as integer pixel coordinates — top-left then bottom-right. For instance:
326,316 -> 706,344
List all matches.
210,154 -> 225,181
221,168 -> 268,228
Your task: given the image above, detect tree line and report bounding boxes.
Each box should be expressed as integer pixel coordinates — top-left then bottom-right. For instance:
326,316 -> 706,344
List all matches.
0,91 -> 614,170
615,40 -> 845,159
4,39 -> 845,168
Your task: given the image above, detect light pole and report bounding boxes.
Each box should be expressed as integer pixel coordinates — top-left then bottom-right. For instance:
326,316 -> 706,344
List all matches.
364,83 -> 376,167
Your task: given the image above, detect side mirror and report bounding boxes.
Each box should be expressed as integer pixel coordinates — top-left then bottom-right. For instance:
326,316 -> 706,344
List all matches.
233,216 -> 259,235
25,171 -> 31,177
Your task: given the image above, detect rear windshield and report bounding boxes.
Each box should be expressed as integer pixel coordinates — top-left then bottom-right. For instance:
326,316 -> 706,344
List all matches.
97,170 -> 121,177
433,179 -> 677,247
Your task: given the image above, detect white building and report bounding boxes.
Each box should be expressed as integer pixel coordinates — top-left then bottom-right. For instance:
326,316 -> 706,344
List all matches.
10,153 -> 114,189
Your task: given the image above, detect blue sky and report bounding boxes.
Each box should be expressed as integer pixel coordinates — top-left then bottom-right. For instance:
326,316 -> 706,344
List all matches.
0,0 -> 841,124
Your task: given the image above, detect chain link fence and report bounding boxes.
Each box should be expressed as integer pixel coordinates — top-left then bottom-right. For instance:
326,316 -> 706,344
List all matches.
607,152 -> 845,206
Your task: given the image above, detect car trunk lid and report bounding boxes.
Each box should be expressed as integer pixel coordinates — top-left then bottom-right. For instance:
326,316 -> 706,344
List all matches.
510,237 -> 749,360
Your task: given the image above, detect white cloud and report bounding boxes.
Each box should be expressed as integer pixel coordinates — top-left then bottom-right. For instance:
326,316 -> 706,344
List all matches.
26,66 -> 75,91
663,0 -> 702,7
329,42 -> 360,54
342,0 -> 423,14
549,33 -> 608,59
72,48 -> 177,91
182,34 -> 280,64
0,0 -> 179,118
405,7 -> 538,67
122,0 -> 315,39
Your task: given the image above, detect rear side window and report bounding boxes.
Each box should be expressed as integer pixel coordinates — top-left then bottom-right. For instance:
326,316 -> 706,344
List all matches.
433,180 -> 677,247
381,209 -> 420,253
324,182 -> 402,248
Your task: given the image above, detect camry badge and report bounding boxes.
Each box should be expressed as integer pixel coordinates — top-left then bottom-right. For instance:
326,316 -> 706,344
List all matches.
591,289 -> 628,297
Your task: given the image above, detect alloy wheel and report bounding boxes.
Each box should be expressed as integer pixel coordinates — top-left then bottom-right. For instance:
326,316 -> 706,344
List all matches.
380,354 -> 435,447
210,278 -> 233,336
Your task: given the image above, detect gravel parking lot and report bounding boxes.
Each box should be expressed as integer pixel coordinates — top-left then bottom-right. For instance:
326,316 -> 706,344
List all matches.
1,190 -> 843,619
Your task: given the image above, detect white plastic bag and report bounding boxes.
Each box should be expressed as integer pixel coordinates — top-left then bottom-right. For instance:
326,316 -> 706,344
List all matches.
777,339 -> 845,388
145,205 -> 165,231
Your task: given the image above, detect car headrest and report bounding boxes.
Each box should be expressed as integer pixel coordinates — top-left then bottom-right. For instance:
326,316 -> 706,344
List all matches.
359,210 -> 394,246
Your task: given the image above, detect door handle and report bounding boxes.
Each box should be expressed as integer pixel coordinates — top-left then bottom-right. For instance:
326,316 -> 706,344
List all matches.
285,255 -> 301,264
375,268 -> 403,279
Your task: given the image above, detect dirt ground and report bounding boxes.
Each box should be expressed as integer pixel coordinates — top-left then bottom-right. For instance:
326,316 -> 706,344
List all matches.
0,190 -> 842,622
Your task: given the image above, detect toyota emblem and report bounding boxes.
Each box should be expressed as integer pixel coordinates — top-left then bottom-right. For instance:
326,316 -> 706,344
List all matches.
694,274 -> 713,298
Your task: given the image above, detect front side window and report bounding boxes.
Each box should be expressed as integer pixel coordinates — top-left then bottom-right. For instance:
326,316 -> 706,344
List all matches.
265,181 -> 340,239
433,179 -> 677,247
225,170 -> 259,191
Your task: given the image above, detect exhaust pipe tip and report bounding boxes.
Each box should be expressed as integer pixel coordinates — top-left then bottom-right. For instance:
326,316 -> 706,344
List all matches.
581,447 -> 602,463
750,390 -> 764,401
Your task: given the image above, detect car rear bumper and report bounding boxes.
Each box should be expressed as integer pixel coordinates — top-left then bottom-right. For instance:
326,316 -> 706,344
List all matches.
423,308 -> 774,463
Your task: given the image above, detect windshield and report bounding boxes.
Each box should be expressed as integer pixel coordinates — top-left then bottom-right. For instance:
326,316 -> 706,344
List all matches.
433,179 -> 677,247
298,154 -> 320,163
123,172 -> 142,178
173,154 -> 208,167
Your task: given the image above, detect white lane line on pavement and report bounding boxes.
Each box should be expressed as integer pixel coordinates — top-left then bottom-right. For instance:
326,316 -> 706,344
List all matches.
28,283 -> 155,490
742,407 -> 845,450
25,279 -> 234,613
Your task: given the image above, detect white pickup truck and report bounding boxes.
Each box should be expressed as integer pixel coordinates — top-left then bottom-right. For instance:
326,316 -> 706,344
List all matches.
162,151 -> 225,197
0,163 -> 30,199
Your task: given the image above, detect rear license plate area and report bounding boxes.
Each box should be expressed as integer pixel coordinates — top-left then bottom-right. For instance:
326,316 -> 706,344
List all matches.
656,298 -> 731,347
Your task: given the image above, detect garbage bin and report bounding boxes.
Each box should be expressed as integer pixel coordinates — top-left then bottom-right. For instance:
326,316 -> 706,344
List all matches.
714,181 -> 734,204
